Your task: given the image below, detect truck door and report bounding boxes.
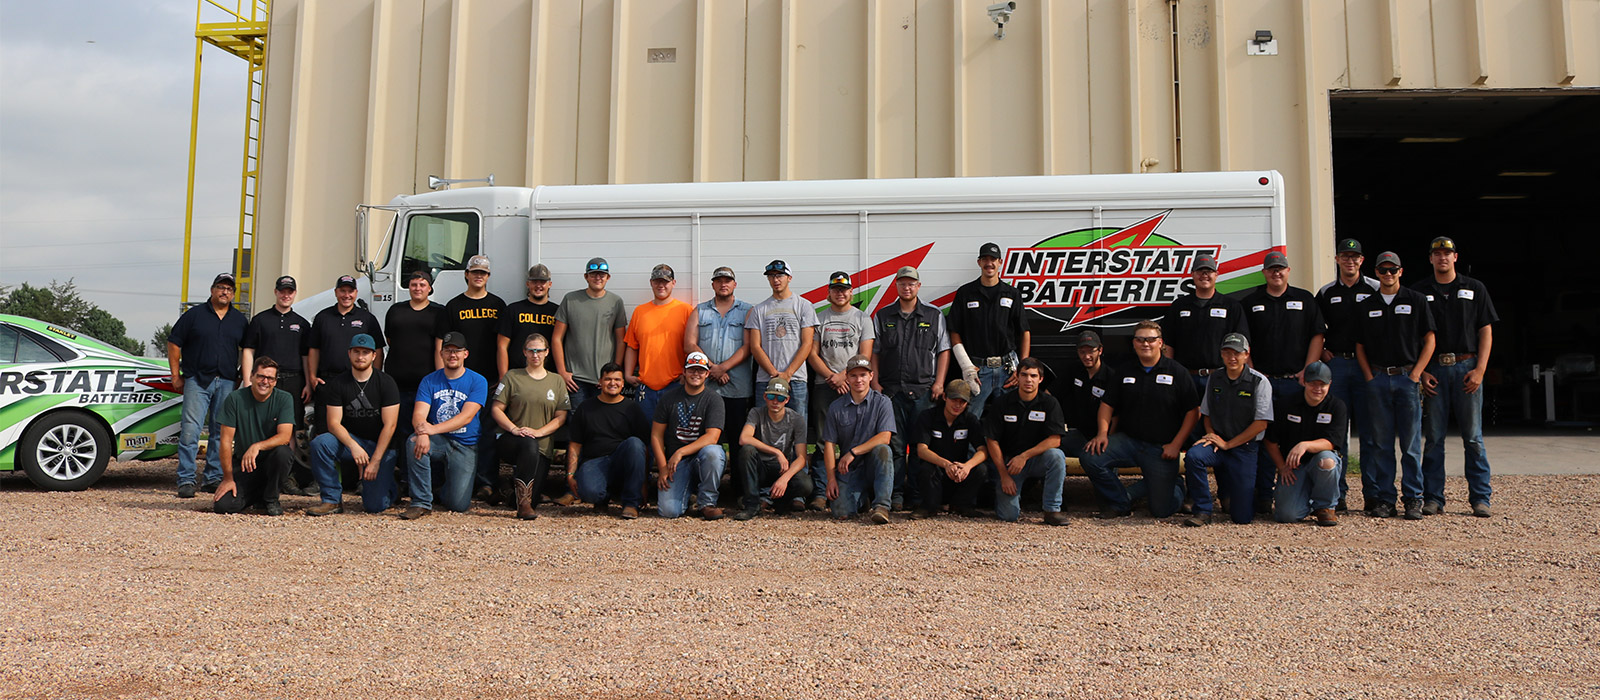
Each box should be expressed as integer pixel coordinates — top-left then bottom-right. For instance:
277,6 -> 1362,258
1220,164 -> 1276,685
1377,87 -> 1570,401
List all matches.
397,210 -> 482,305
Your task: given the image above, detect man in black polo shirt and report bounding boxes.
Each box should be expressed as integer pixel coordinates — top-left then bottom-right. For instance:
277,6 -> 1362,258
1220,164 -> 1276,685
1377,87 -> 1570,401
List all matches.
1060,329 -> 1112,459
1268,361 -> 1347,527
307,274 -> 386,435
913,380 -> 989,518
1413,236 -> 1498,518
1162,253 -> 1249,401
1241,250 -> 1325,512
167,271 -> 248,498
984,359 -> 1069,526
948,242 -> 1030,417
1080,321 -> 1200,519
435,254 -> 507,499
240,275 -> 314,495
871,266 -> 950,511
498,263 -> 559,377
1182,333 -> 1273,526
1316,238 -> 1379,511
1355,251 -> 1435,520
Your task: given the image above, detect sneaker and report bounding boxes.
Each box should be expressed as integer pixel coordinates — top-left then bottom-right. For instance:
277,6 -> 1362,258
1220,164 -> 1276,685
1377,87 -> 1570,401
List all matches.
957,506 -> 982,518
1313,508 -> 1338,527
1421,500 -> 1443,516
1403,499 -> 1423,520
1335,498 -> 1349,513
890,496 -> 905,512
200,481 -> 220,494
305,502 -> 343,516
399,506 -> 430,520
177,483 -> 197,499
1094,508 -> 1132,520
1472,502 -> 1491,518
1043,511 -> 1070,527
869,506 -> 891,524
264,502 -> 284,517
701,506 -> 725,521
620,506 -> 639,520
1181,513 -> 1212,527
807,496 -> 829,512
911,508 -> 935,520
732,507 -> 758,521
474,485 -> 496,503
1370,502 -> 1396,518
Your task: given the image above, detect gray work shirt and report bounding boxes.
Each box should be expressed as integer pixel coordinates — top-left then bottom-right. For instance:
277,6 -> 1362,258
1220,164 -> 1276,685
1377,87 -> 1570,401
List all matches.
1199,368 -> 1274,441
820,389 -> 896,452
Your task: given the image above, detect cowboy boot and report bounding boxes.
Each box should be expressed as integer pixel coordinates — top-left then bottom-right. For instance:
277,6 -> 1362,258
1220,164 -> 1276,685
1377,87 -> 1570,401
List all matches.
513,478 -> 538,520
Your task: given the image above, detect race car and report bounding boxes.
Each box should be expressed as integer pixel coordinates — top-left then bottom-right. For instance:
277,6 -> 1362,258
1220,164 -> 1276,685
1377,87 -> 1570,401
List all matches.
0,314 -> 183,490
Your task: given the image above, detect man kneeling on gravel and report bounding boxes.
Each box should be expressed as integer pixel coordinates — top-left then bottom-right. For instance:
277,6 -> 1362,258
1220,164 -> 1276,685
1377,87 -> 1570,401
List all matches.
1182,333 -> 1273,527
985,358 -> 1070,526
568,363 -> 650,519
732,377 -> 810,521
1268,361 -> 1347,526
402,332 -> 489,520
307,334 -> 402,515
213,357 -> 294,516
822,355 -> 897,524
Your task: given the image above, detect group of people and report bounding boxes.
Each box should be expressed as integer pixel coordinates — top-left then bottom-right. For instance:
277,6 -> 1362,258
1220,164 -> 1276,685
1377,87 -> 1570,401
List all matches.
164,234 -> 1496,526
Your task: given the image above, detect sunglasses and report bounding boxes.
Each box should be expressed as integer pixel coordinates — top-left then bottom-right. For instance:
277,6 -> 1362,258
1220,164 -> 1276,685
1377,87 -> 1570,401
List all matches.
1132,336 -> 1162,344
524,348 -> 548,354
765,393 -> 788,402
765,262 -> 789,274
1376,266 -> 1401,275
586,262 -> 610,272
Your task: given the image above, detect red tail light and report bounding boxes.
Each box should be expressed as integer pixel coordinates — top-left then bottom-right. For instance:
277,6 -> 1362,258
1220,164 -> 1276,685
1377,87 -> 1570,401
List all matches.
138,375 -> 179,394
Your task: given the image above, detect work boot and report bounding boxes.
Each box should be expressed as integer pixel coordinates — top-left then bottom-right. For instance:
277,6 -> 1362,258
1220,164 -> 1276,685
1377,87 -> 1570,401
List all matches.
869,506 -> 891,524
305,502 -> 343,517
1313,508 -> 1338,527
513,479 -> 538,521
1421,500 -> 1443,516
1403,499 -> 1423,521
1043,511 -> 1070,527
1182,513 -> 1212,527
1472,502 -> 1491,518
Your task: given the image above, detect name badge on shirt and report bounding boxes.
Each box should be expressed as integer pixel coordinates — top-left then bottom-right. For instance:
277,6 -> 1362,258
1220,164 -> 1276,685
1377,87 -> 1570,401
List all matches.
1091,387 -> 1105,398
931,430 -> 944,438
1458,289 -> 1475,300
1426,295 -> 1435,302
1210,308 -> 1228,318
1369,310 -> 1383,317
1179,310 -> 1192,318
1028,410 -> 1047,422
1356,293 -> 1370,302
1330,297 -> 1342,304
351,320 -> 365,327
1396,304 -> 1413,314
1074,378 -> 1084,387
1252,305 -> 1266,312
966,301 -> 981,309
1000,298 -> 1014,308
1156,374 -> 1174,385
954,429 -> 969,440
1316,413 -> 1333,424
1286,301 -> 1304,310
1003,414 -> 1019,422
1287,414 -> 1303,423
1123,377 -> 1137,384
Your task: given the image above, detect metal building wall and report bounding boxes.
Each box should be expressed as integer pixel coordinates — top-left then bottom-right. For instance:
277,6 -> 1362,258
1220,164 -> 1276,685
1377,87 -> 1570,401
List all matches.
252,0 -> 1600,311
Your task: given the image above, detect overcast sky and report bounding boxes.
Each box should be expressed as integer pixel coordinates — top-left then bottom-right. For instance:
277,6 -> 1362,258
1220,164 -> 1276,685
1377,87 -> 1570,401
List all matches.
1,0 -> 248,352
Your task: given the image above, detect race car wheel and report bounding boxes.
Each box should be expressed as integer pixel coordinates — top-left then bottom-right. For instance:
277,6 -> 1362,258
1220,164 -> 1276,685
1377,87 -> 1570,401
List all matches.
18,412 -> 112,491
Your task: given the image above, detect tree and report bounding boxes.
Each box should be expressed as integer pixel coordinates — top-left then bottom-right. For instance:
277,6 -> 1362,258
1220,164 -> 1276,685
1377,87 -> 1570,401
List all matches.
151,322 -> 174,357
0,280 -> 145,355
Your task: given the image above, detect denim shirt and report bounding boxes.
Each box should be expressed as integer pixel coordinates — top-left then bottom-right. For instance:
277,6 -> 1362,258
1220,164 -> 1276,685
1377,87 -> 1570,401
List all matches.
695,298 -> 754,398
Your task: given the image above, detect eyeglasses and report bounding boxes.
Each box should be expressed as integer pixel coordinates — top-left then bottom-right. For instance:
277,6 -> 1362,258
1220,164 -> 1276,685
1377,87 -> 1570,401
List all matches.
524,348 -> 548,354
1376,266 -> 1401,275
255,374 -> 278,383
1132,336 -> 1162,344
442,347 -> 467,355
765,394 -> 788,402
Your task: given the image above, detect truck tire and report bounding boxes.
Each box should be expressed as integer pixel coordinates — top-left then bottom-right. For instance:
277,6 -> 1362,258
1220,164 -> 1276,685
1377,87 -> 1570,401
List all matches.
18,412 -> 112,491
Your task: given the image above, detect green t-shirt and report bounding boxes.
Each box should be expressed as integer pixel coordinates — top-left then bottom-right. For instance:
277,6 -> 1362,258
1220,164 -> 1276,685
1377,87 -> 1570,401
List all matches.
494,370 -> 572,456
217,387 -> 294,456
554,290 -> 628,385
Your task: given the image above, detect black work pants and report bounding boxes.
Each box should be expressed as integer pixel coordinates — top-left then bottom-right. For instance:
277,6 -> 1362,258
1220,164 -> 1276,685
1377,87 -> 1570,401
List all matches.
496,433 -> 550,502
735,444 -> 813,510
213,446 -> 291,513
917,459 -> 990,511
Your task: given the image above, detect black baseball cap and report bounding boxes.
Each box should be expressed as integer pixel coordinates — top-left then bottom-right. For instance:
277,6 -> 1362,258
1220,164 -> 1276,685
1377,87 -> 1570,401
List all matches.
1263,251 -> 1289,269
1075,330 -> 1103,348
406,270 -> 433,285
979,242 -> 1002,259
1337,238 -> 1363,255
440,331 -> 468,349
274,275 -> 296,291
1430,236 -> 1457,252
1193,254 -> 1219,272
1303,361 -> 1332,384
828,271 -> 852,289
1376,251 -> 1402,267
212,272 -> 236,288
764,260 -> 792,276
336,275 -> 358,289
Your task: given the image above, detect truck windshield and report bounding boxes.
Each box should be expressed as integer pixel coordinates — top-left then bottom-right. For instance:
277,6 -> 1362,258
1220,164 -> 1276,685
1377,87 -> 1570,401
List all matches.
399,211 -> 480,280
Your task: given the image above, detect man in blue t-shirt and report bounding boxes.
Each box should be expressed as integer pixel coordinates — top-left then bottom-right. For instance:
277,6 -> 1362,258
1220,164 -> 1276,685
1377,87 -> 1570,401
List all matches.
401,332 -> 489,519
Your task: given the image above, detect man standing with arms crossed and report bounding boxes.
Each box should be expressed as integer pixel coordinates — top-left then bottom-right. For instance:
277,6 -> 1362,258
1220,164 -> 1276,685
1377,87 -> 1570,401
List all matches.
685,266 -> 754,464
211,357 -> 294,516
1413,236 -> 1497,518
554,257 -> 629,411
498,264 -> 559,378
1316,239 -> 1379,511
434,255 -> 506,501
239,274 -> 313,496
807,270 -> 874,510
401,332 -> 489,519
822,356 -> 897,524
1355,252 -> 1435,520
306,334 -> 402,515
625,264 -> 694,418
872,266 -> 950,512
948,242 -> 1030,417
745,259 -> 818,500
1241,250 -> 1325,512
168,272 -> 248,499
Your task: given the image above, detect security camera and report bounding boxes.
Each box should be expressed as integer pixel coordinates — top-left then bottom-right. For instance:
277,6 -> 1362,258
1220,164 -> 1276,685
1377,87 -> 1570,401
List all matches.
988,2 -> 1016,39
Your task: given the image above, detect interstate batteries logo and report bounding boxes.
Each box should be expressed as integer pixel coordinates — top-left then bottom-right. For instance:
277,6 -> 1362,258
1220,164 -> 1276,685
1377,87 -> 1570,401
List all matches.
1002,211 -> 1215,328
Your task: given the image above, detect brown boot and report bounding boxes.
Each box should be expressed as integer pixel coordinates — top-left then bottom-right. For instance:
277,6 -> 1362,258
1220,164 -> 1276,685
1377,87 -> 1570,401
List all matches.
513,479 -> 538,520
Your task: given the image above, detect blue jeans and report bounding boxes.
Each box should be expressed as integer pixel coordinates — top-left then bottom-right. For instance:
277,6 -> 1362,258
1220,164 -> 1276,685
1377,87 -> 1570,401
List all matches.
568,381 -> 599,415
177,376 -> 231,486
888,388 -> 934,506
309,432 -> 398,513
1252,377 -> 1304,506
575,437 -> 648,508
761,379 -> 816,497
1422,358 -> 1492,506
1080,434 -> 1183,517
992,448 -> 1067,522
657,444 -> 727,518
969,364 -> 1011,419
830,444 -> 894,517
406,435 -> 475,512
1362,373 -> 1423,505
636,381 -> 677,422
1273,450 -> 1341,522
1327,356 -> 1366,501
1186,441 -> 1261,524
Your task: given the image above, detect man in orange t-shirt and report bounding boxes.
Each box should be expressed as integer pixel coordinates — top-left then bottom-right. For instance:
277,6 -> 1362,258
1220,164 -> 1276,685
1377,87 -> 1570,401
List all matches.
625,263 -> 695,418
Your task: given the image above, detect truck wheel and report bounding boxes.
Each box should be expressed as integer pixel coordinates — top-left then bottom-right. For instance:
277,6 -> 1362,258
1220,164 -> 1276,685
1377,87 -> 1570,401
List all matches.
18,412 -> 112,491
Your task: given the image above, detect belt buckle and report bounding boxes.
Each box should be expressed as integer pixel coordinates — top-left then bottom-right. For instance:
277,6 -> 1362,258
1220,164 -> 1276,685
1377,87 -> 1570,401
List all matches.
1438,353 -> 1457,366
985,357 -> 1004,368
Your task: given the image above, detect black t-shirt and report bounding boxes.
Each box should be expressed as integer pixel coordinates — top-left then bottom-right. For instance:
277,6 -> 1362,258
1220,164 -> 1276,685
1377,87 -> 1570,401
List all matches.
436,292 -> 506,382
652,385 -> 725,455
1269,392 -> 1348,457
308,305 -> 386,377
570,397 -> 649,460
1411,274 -> 1498,355
1316,277 -> 1379,354
1241,285 -> 1327,375
1355,288 -> 1436,368
982,390 -> 1066,462
241,307 -> 311,373
946,279 -> 1029,358
323,370 -> 402,443
499,298 -> 559,371
914,406 -> 986,463
168,302 -> 249,382
1102,356 -> 1199,445
1061,361 -> 1113,437
1162,293 -> 1249,372
383,301 -> 444,389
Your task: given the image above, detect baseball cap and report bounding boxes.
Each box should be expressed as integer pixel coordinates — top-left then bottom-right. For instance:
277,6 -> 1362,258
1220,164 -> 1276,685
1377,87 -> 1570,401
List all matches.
765,377 -> 791,399
526,264 -> 551,281
1302,361 -> 1332,385
650,264 -> 676,281
828,271 -> 852,289
945,379 -> 974,402
1429,236 -> 1456,252
348,334 -> 377,351
466,255 -> 491,273
1263,250 -> 1289,269
440,331 -> 468,349
1337,238 -> 1363,255
212,272 -> 236,288
895,266 -> 920,281
978,242 -> 1002,259
1193,254 -> 1219,272
274,275 -> 296,291
1075,330 -> 1103,348
764,260 -> 792,276
843,354 -> 872,372
1376,251 -> 1402,267
335,275 -> 358,289
711,266 -> 736,280
684,351 -> 711,370
585,257 -> 610,274
1221,332 -> 1250,353
406,270 -> 433,285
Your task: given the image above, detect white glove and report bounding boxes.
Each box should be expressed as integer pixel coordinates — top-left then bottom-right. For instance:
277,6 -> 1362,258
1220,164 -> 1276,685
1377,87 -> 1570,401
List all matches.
952,343 -> 980,394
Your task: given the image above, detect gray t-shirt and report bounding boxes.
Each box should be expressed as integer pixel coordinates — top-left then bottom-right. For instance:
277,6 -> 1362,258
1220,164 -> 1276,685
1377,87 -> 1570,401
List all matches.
554,289 -> 628,385
653,385 -> 726,455
744,406 -> 806,461
814,305 -> 875,382
745,294 -> 820,383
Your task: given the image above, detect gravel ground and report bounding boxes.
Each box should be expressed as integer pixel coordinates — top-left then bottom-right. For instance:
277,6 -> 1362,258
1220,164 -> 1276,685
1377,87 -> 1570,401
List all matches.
3,460 -> 1598,699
